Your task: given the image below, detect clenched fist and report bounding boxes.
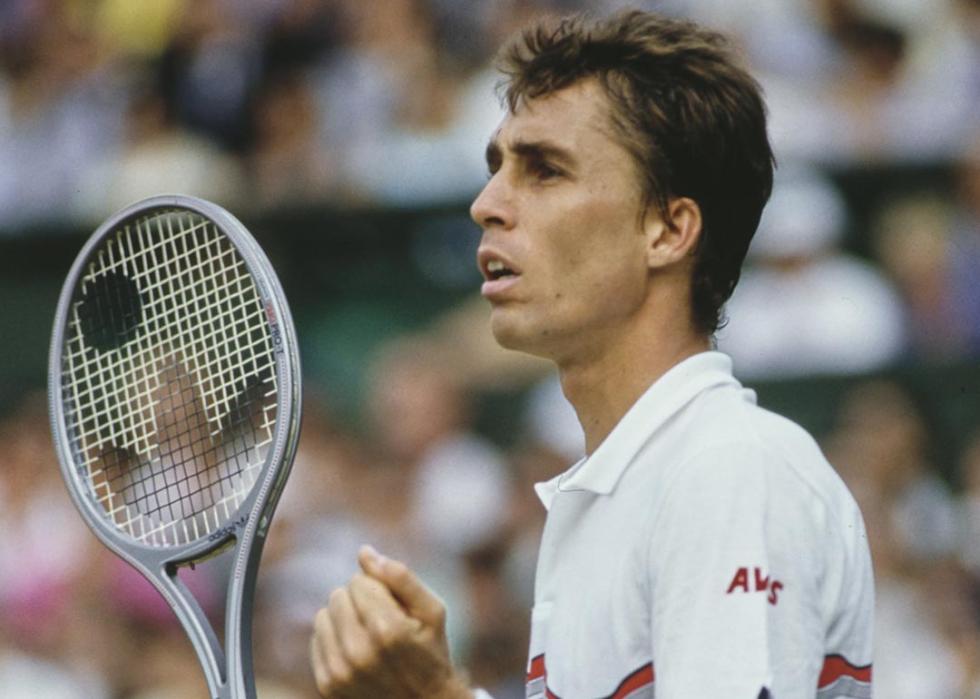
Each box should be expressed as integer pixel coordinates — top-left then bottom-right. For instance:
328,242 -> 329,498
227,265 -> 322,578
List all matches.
310,546 -> 474,699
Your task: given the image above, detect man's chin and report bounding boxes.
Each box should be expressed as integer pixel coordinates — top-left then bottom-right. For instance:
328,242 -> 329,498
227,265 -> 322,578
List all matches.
489,312 -> 556,359
490,311 -> 529,350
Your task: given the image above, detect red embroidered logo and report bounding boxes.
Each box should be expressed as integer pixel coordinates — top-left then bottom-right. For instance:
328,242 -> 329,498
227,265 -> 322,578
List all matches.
725,567 -> 783,605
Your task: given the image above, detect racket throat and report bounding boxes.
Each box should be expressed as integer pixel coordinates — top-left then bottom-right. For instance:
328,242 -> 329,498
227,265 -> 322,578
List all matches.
161,561 -> 234,696
163,533 -> 263,698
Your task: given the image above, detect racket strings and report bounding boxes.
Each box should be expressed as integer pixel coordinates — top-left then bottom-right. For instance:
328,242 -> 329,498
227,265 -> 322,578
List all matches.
99,364 -> 266,526
62,211 -> 278,547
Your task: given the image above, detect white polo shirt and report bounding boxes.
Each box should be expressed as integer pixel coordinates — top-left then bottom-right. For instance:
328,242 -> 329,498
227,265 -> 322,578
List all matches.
522,352 -> 873,699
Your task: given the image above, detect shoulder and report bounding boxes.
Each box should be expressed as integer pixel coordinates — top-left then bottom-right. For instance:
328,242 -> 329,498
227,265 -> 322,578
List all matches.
652,387 -> 864,540
689,388 -> 849,491
688,383 -> 822,462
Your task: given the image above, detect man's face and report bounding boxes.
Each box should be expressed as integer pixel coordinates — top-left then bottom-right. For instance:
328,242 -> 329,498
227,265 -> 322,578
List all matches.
470,79 -> 655,363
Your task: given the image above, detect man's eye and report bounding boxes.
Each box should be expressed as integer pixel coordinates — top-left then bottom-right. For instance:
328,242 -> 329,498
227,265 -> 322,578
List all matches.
531,161 -> 561,180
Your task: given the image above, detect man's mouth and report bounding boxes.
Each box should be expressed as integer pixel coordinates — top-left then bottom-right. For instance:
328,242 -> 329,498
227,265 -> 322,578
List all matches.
479,254 -> 521,300
486,259 -> 517,281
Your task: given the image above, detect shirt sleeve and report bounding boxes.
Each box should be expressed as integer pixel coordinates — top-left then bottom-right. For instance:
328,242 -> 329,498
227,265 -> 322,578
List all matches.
647,442 -> 824,698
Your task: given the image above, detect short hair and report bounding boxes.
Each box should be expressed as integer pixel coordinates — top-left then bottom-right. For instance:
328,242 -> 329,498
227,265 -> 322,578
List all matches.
497,10 -> 775,335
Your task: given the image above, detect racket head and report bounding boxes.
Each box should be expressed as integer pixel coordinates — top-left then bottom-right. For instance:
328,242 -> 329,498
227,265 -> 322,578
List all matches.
48,195 -> 301,564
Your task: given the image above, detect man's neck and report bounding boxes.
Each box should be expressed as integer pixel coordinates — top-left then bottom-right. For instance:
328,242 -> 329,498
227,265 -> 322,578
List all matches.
558,329 -> 710,455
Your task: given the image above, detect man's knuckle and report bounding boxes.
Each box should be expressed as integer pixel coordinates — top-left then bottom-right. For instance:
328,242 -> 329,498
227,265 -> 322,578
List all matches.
372,620 -> 399,646
379,616 -> 416,648
328,658 -> 352,686
347,641 -> 378,671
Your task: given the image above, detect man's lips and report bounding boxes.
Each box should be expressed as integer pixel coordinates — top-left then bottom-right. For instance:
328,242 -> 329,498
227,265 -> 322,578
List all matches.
477,246 -> 522,300
477,247 -> 521,281
481,274 -> 521,300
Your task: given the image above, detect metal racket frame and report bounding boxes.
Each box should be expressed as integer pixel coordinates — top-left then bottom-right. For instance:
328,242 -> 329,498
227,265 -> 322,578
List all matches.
47,194 -> 302,699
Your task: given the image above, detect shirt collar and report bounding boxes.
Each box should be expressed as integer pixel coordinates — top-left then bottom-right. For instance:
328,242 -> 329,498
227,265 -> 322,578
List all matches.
534,351 -> 747,509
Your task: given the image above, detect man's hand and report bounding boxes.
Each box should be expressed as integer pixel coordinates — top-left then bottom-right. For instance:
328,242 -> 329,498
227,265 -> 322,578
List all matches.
310,546 -> 473,699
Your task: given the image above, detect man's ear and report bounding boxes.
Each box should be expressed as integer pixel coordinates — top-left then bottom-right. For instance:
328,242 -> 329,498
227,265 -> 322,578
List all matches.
643,197 -> 703,270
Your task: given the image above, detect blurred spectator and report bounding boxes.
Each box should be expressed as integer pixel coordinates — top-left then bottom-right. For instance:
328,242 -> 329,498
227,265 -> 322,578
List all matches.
253,394 -> 376,694
0,395 -> 113,698
719,165 -> 906,378
365,335 -> 511,558
0,7 -> 127,229
843,473 -> 973,698
313,0 -> 501,205
73,73 -> 245,222
657,0 -> 839,82
247,70 -> 337,209
363,335 -> 514,661
157,0 -> 262,153
456,370 -> 584,699
457,539 -> 529,699
874,194 -> 957,356
258,0 -> 342,74
757,0 -> 976,165
424,295 -> 554,392
873,154 -> 980,361
257,337 -> 517,688
825,379 -> 976,697
311,0 -> 437,200
828,379 -> 958,564
824,11 -> 969,163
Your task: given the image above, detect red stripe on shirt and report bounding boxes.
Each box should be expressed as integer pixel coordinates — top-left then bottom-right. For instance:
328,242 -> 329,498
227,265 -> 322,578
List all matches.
528,654 -> 561,698
609,663 -> 655,699
527,655 -> 654,699
531,652 -> 867,693
528,654 -> 546,681
818,654 -> 872,687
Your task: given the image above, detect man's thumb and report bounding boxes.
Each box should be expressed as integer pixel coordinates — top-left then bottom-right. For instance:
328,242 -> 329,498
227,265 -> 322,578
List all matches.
358,545 -> 446,629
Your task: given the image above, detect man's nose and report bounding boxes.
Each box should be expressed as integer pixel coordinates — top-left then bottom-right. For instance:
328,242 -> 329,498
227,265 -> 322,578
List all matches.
469,173 -> 515,230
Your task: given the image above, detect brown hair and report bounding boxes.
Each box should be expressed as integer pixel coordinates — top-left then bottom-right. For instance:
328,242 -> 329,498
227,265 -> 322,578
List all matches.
497,10 -> 775,334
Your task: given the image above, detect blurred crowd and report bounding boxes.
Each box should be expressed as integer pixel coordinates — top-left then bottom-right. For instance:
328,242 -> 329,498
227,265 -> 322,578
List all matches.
2,0 -> 980,697
0,0 -> 976,224
7,339 -> 980,698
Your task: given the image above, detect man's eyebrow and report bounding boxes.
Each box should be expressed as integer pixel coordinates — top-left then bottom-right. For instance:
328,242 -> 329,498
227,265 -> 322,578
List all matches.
515,139 -> 577,166
484,137 -> 577,168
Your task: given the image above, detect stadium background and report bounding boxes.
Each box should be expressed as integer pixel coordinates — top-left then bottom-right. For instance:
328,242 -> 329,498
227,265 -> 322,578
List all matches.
0,0 -> 978,696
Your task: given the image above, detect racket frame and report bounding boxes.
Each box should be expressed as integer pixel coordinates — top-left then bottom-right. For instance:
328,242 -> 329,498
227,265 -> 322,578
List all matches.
48,194 -> 302,699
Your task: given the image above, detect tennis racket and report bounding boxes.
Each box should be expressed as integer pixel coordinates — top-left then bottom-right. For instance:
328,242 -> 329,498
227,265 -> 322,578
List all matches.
47,194 -> 302,699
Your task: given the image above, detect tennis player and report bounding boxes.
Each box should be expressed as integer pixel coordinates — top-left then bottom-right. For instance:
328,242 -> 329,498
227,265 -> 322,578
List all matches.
310,10 -> 874,699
